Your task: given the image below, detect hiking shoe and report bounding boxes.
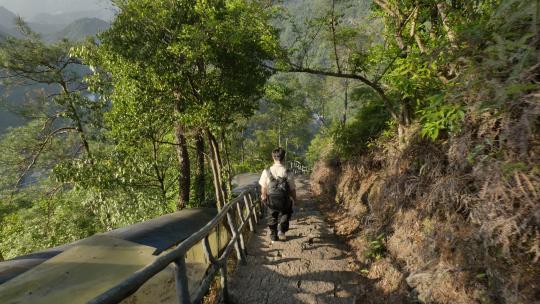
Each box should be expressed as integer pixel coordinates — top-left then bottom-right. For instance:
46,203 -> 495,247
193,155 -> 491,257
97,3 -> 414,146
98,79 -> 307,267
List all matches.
278,231 -> 286,241
270,234 -> 278,242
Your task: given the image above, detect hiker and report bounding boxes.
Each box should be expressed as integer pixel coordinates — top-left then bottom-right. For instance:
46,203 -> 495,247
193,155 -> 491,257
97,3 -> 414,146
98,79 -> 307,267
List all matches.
259,147 -> 297,242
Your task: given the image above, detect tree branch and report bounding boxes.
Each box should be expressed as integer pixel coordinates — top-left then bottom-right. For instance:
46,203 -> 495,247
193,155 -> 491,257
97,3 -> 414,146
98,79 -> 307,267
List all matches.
269,63 -> 398,120
14,127 -> 78,189
436,2 -> 458,49
330,0 -> 342,74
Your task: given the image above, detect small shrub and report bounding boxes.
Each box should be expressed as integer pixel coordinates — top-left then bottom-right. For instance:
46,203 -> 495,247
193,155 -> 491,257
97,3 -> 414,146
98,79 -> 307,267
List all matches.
365,233 -> 386,262
418,94 -> 465,141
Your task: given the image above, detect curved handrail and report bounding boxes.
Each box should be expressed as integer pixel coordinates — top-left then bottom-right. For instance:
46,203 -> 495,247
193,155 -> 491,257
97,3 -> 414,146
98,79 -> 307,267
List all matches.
89,184 -> 262,304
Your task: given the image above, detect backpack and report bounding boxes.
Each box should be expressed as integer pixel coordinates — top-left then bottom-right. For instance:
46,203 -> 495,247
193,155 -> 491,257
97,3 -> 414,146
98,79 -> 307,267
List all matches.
266,168 -> 292,212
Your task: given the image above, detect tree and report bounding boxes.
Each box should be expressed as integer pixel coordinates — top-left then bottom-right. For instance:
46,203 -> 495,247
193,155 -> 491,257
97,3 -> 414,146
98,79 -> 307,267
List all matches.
229,74 -> 315,171
0,20 -> 104,191
77,0 -> 278,209
269,0 -> 483,141
271,0 -> 401,122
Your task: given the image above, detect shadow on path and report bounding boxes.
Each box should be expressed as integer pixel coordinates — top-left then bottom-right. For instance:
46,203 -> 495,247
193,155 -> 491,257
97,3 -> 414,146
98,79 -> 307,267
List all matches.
228,177 -> 406,304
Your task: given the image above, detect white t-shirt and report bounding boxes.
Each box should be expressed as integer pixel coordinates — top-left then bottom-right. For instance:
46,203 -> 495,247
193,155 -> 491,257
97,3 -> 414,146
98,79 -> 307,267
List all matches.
259,163 -> 296,191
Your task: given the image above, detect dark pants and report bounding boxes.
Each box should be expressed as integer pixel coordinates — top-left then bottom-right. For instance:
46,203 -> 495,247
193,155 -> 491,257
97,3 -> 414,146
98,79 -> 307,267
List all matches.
267,207 -> 292,235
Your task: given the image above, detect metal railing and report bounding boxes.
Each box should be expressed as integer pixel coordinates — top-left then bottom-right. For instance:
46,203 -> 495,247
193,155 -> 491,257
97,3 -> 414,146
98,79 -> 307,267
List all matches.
288,160 -> 311,176
89,184 -> 262,304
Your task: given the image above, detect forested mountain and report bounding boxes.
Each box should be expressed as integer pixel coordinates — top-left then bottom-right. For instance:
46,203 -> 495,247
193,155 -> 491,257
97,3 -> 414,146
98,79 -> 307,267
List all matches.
49,18 -> 110,42
0,0 -> 538,302
30,9 -> 114,25
0,6 -> 110,135
0,6 -> 110,42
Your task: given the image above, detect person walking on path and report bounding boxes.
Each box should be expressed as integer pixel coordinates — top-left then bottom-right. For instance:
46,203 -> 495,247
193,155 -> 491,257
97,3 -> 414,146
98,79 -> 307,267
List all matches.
259,148 -> 297,242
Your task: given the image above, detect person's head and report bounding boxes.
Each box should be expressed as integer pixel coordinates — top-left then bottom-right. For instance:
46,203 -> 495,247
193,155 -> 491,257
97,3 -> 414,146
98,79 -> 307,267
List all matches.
272,147 -> 286,163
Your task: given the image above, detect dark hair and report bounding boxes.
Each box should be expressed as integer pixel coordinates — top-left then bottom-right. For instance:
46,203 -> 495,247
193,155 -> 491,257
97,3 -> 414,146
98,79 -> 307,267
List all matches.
272,147 -> 286,162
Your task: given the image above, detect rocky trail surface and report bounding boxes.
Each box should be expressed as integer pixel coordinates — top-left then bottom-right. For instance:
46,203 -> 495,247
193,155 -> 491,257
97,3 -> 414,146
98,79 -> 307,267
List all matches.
229,177 -> 361,304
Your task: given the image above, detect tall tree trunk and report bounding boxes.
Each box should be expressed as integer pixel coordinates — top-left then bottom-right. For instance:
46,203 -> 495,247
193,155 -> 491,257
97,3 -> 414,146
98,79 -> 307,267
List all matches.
194,132 -> 205,205
331,0 -> 342,74
221,131 -> 233,196
207,143 -> 223,209
210,131 -> 228,201
60,81 -> 92,157
206,129 -> 227,209
342,80 -> 349,125
436,2 -> 458,48
0,250 -> 4,261
397,99 -> 412,147
174,101 -> 190,210
241,130 -> 245,165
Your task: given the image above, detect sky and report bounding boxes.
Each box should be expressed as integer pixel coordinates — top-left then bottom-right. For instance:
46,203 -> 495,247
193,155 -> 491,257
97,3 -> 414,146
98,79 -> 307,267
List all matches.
0,0 -> 113,19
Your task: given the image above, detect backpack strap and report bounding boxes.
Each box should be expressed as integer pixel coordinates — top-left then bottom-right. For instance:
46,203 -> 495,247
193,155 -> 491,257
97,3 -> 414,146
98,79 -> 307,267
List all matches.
266,167 -> 275,181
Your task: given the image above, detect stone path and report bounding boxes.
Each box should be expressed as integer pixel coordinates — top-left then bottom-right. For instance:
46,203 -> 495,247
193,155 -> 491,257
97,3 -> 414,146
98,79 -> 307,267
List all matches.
229,178 -> 360,304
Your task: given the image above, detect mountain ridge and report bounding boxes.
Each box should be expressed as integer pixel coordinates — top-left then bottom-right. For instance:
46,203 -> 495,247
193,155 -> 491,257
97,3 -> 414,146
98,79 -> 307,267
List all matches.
50,17 -> 109,42
30,9 -> 114,26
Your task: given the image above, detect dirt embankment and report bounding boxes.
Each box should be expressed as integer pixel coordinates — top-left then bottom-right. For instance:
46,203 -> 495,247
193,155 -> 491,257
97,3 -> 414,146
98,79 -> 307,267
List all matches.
310,104 -> 540,303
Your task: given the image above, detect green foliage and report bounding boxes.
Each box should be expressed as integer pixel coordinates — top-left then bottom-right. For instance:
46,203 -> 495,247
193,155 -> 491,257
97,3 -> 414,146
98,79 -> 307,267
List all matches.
230,74 -> 316,170
1,0 -> 282,258
418,94 -> 465,141
306,129 -> 336,165
332,100 -> 390,158
1,0 -> 537,265
365,233 -> 386,261
383,53 -> 443,103
305,97 -> 390,162
0,190 -> 98,258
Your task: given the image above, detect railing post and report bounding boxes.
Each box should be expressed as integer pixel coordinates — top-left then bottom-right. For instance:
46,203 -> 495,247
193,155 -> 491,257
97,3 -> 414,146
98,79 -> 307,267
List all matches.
174,256 -> 191,304
202,236 -> 217,265
252,190 -> 261,219
220,263 -> 229,303
226,209 -> 246,265
256,187 -> 265,217
234,199 -> 248,256
243,194 -> 256,232
247,192 -> 259,224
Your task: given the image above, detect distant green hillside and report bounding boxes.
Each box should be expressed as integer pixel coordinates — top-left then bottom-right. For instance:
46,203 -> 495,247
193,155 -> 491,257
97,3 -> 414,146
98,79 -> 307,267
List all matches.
0,87 -> 28,134
51,18 -> 109,42
0,16 -> 109,135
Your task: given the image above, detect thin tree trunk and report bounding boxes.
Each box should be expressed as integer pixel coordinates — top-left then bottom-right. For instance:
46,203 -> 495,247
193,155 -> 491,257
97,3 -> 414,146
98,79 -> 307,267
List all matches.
0,250 -> 4,261
207,143 -> 223,209
174,101 -> 190,210
209,131 -> 228,201
60,81 -> 92,157
241,130 -> 245,164
194,132 -> 205,205
206,129 -> 227,209
397,99 -> 412,147
342,80 -> 349,124
437,2 -> 458,48
221,131 -> 233,196
331,0 -> 342,74
410,7 -> 427,53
